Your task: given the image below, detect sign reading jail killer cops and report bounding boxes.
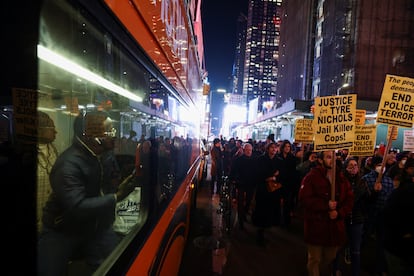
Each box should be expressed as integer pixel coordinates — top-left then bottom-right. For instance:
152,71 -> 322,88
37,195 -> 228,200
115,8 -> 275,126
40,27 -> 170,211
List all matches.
12,88 -> 38,143
377,74 -> 414,128
294,118 -> 313,143
313,94 -> 357,150
349,124 -> 377,156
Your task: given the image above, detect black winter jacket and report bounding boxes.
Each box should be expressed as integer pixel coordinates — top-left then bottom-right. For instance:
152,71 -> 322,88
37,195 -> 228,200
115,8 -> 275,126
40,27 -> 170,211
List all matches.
42,138 -> 116,234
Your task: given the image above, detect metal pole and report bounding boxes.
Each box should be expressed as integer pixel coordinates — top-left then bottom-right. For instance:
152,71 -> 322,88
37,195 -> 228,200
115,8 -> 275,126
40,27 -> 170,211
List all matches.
331,150 -> 336,201
376,125 -> 395,184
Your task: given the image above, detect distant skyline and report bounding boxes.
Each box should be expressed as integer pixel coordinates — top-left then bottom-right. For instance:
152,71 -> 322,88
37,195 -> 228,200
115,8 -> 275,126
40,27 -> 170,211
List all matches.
202,0 -> 248,91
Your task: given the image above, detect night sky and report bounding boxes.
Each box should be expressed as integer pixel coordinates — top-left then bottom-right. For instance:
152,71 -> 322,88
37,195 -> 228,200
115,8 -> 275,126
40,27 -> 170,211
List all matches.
201,0 -> 249,91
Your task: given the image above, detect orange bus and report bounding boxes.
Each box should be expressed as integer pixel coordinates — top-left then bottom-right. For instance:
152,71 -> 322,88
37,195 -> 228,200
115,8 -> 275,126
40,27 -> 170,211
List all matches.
2,0 -> 207,274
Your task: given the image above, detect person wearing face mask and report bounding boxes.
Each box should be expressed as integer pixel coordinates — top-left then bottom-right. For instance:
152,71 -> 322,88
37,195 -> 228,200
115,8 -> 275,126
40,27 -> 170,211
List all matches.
333,157 -> 373,276
386,151 -> 409,188
361,156 -> 394,276
383,157 -> 414,276
38,111 -> 136,276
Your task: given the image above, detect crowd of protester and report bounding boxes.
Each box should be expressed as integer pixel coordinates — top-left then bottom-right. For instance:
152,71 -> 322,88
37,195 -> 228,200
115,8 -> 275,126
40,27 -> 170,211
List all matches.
209,134 -> 414,276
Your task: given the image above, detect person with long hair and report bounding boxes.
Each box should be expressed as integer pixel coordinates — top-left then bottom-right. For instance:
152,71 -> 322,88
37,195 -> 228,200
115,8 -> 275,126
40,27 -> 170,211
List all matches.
333,157 -> 372,275
251,142 -> 281,246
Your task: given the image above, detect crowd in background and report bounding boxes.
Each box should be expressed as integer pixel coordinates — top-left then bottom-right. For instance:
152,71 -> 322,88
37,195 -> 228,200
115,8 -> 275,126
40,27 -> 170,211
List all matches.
208,134 -> 414,276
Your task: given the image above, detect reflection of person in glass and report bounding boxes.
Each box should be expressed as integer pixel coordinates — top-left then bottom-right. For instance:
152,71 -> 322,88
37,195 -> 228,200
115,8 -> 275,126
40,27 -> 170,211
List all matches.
37,111 -> 58,233
37,111 -> 135,276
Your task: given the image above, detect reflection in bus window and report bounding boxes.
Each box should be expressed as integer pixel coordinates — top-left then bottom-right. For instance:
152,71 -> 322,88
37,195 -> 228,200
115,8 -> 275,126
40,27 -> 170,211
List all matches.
35,0 -> 204,274
36,111 -> 58,233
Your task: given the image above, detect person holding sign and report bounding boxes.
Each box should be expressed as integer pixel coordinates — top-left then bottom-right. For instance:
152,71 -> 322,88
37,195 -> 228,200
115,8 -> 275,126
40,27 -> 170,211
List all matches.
361,156 -> 394,276
298,151 -> 354,276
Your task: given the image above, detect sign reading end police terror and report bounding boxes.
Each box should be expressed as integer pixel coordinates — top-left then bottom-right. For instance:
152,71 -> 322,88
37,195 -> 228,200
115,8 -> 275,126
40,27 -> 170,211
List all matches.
349,124 -> 377,156
313,94 -> 357,151
377,74 -> 414,128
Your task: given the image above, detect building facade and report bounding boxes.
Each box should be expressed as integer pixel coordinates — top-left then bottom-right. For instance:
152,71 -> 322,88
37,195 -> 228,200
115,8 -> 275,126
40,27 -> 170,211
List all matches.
231,0 -> 414,145
243,0 -> 283,110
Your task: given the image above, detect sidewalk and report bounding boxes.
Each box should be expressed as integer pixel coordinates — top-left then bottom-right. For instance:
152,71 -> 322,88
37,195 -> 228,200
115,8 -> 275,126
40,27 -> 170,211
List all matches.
179,161 -> 377,276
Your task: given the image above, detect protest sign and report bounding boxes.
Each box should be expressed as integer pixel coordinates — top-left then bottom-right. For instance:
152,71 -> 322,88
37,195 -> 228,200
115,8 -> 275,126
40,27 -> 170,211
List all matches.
377,74 -> 414,128
312,94 -> 357,151
12,88 -> 38,143
355,109 -> 366,125
349,124 -> 377,156
403,129 -> 414,152
294,118 -> 313,143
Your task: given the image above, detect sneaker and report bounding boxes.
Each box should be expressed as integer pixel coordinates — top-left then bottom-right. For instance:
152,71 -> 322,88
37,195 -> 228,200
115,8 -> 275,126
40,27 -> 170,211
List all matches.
344,247 -> 352,264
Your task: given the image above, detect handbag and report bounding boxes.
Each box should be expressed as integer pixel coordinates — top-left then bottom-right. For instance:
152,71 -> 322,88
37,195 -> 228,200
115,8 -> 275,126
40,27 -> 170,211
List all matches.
266,179 -> 282,192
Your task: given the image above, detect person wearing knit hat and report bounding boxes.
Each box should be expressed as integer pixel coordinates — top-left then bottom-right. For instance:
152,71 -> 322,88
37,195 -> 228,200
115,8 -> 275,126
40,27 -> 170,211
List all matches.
37,111 -> 57,144
37,111 -> 58,233
371,156 -> 383,169
387,152 -> 409,188
396,152 -> 408,162
404,157 -> 414,169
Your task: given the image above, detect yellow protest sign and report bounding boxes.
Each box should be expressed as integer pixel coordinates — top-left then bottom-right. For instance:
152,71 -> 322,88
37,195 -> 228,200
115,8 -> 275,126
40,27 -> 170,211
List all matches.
313,94 -> 357,150
65,96 -> 79,114
377,74 -> 414,128
386,125 -> 398,140
12,88 -> 38,143
355,109 -> 366,125
349,124 -> 377,156
84,112 -> 107,137
294,118 -> 313,143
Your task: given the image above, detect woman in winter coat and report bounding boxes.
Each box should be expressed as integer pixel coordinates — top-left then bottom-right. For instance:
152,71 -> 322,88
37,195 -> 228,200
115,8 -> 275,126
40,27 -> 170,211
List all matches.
252,142 -> 281,246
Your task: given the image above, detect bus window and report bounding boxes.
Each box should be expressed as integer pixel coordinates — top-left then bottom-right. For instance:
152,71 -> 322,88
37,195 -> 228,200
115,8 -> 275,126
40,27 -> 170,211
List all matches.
36,0 -> 203,274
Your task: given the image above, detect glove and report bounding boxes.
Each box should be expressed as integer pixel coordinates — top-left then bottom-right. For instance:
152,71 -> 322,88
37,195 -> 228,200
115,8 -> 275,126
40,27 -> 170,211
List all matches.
116,173 -> 136,202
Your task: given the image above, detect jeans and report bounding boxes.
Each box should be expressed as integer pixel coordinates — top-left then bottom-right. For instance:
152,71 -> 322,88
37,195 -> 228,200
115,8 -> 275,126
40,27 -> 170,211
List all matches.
333,223 -> 364,276
348,223 -> 364,275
